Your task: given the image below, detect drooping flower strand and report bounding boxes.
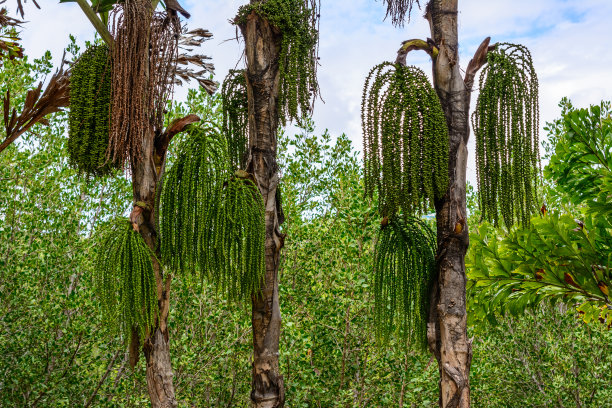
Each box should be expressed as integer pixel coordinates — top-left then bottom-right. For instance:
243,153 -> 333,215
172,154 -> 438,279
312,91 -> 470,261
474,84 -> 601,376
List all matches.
159,124 -> 229,276
472,43 -> 540,228
235,0 -> 320,125
210,173 -> 266,301
67,44 -> 118,177
362,62 -> 449,217
221,70 -> 248,170
373,216 -> 436,350
95,218 -> 158,346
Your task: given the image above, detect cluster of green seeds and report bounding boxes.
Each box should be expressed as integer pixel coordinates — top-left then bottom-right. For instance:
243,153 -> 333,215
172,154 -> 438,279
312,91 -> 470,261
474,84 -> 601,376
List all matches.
210,174 -> 266,301
374,216 -> 436,350
159,125 -> 265,302
95,218 -> 157,346
472,43 -> 540,228
221,70 -> 249,170
159,124 -> 229,277
236,0 -> 319,125
68,44 -> 118,177
362,62 -> 449,217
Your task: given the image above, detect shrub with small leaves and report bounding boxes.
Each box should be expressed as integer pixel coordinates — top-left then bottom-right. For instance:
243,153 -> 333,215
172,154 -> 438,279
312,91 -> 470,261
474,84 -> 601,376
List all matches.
235,0 -> 319,125
362,62 -> 448,217
95,218 -> 157,345
159,124 -> 229,276
68,44 -> 117,176
221,70 -> 248,170
373,215 -> 436,350
472,43 -> 540,228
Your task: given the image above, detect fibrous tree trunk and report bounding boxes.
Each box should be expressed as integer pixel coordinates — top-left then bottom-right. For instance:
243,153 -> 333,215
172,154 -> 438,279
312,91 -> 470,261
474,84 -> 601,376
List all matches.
425,0 -> 475,407
130,126 -> 177,408
239,7 -> 286,408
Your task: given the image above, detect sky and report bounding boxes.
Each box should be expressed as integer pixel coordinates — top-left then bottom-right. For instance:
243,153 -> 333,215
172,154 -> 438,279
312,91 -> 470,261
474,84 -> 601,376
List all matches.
8,0 -> 612,182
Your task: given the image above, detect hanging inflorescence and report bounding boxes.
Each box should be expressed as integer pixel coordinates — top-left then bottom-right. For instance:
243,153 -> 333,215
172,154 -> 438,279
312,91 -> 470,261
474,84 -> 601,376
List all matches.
235,0 -> 320,125
374,216 -> 436,350
221,70 -> 248,170
159,127 -> 265,301
381,0 -> 420,26
472,43 -> 540,228
109,0 -> 179,168
210,173 -> 266,301
67,44 -> 118,177
95,218 -> 157,346
159,124 -> 229,276
362,62 -> 449,217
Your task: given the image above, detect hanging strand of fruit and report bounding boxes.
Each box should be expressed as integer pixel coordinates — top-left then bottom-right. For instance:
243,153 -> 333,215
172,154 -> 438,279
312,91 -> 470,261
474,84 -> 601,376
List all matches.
159,124 -> 229,276
210,172 -> 266,301
221,69 -> 248,170
109,0 -> 179,168
472,43 -> 540,228
374,216 -> 436,350
234,0 -> 320,125
95,218 -> 158,346
67,44 -> 118,176
362,62 -> 449,217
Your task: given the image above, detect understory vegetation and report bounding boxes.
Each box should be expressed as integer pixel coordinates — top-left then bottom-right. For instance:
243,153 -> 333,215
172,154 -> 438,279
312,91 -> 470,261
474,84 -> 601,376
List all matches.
1,45 -> 610,407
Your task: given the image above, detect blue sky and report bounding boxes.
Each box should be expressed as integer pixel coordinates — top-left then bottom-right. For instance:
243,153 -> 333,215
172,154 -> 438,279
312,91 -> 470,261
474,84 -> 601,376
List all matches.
9,0 -> 612,183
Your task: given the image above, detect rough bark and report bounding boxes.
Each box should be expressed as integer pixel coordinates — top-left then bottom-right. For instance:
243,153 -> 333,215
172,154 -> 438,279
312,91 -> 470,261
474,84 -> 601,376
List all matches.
239,8 -> 285,408
426,1 -> 472,407
130,124 -> 178,408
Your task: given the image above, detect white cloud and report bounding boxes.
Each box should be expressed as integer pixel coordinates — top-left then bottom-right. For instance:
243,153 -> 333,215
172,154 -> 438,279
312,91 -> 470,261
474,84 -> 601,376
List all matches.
10,0 -> 612,185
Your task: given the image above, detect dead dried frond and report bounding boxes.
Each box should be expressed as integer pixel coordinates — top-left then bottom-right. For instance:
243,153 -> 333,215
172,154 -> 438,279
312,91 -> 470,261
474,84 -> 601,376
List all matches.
0,56 -> 70,154
173,28 -> 217,95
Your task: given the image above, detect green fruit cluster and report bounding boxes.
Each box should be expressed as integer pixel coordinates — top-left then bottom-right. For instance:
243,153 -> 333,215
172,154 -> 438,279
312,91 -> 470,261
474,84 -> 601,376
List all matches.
95,218 -> 157,345
374,216 -> 436,350
68,44 -> 117,177
211,175 -> 266,301
159,125 -> 229,277
472,43 -> 540,228
159,125 -> 265,302
362,62 -> 449,217
221,70 -> 249,170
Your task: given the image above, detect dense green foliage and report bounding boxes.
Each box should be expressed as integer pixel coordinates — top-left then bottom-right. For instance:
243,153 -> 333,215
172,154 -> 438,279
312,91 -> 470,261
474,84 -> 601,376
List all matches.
221,69 -> 248,170
362,62 -> 448,217
159,124 -> 228,275
96,218 -> 158,345
468,100 -> 612,326
472,43 -> 540,227
235,0 -> 319,125
67,44 -> 117,176
373,216 -> 436,349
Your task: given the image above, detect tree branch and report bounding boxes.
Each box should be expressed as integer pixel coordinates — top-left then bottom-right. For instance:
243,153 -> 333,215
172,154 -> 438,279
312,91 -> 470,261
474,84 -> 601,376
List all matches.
464,37 -> 496,91
395,38 -> 438,66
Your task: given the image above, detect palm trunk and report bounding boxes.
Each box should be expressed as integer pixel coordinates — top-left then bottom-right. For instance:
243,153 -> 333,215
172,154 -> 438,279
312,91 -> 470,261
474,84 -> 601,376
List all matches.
239,8 -> 286,408
425,1 -> 472,407
131,127 -> 177,408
